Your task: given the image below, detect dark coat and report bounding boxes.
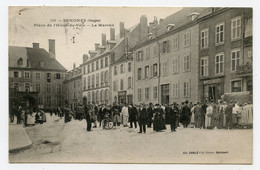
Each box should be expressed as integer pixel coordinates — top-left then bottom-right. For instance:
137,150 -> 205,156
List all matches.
129,107 -> 138,122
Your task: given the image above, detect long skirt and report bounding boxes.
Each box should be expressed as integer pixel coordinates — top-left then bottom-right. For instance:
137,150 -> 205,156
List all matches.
153,113 -> 166,131
205,115 -> 211,128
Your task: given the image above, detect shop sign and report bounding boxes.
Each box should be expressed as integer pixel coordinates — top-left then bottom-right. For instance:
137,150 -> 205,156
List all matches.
203,78 -> 222,85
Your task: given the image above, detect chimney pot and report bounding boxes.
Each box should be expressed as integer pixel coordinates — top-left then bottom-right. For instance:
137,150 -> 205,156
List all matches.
101,34 -> 106,46
33,43 -> 39,48
120,22 -> 125,38
95,43 -> 100,51
110,28 -> 115,41
48,39 -> 56,58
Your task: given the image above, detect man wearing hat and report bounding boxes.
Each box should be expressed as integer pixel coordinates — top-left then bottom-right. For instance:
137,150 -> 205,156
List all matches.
169,103 -> 178,132
138,103 -> 147,133
146,103 -> 154,128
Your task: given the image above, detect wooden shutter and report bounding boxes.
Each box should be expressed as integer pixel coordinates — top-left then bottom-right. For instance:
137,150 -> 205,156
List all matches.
167,40 -> 170,53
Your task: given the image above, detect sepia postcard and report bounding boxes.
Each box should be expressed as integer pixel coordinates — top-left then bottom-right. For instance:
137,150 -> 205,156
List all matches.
8,6 -> 253,164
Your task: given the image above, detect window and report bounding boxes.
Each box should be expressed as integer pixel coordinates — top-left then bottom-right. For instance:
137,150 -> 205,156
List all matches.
104,71 -> 108,84
100,90 -> 103,102
172,57 -> 179,74
138,88 -> 142,101
83,77 -> 86,89
183,55 -> 190,72
96,61 -> 99,70
231,49 -> 240,71
101,59 -> 104,68
201,28 -> 209,48
13,82 -> 19,91
128,62 -> 131,72
46,96 -> 51,106
18,58 -> 23,65
216,23 -> 225,44
162,61 -> 169,76
46,83 -> 51,93
88,92 -> 91,103
87,76 -> 90,88
114,66 -> 117,75
74,81 -> 76,88
38,96 -> 43,105
78,80 -> 80,87
231,17 -> 241,40
40,61 -> 44,67
215,53 -> 224,74
92,91 -> 95,103
24,71 -> 30,79
145,66 -> 149,79
183,80 -> 190,97
172,36 -> 179,51
92,75 -> 95,88
56,73 -> 61,79
120,79 -> 124,90
101,72 -> 104,85
36,72 -> 41,79
87,64 -> 90,73
137,51 -> 143,61
113,80 -> 118,92
184,31 -> 190,47
56,84 -> 61,93
105,57 -> 108,67
162,40 -> 169,54
128,77 -> 132,89
137,68 -> 142,80
13,71 -> 19,78
96,91 -> 99,103
46,73 -> 51,79
105,89 -> 108,101
36,83 -> 40,92
153,86 -> 157,99
120,64 -> 124,74
96,74 -> 99,87
24,83 -> 30,92
153,44 -> 159,58
91,63 -> 94,72
83,66 -> 86,74
145,87 -> 150,100
173,83 -> 179,98
153,63 -> 158,77
146,47 -> 150,60
231,80 -> 242,92
201,57 -> 209,76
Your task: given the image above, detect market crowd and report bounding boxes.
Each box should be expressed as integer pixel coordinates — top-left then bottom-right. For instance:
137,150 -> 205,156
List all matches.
73,99 -> 253,133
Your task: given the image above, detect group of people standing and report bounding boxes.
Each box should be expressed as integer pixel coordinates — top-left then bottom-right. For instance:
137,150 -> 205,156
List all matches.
189,100 -> 253,130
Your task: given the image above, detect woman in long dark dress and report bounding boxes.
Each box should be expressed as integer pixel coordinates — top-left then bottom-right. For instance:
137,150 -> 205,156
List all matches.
153,104 -> 166,132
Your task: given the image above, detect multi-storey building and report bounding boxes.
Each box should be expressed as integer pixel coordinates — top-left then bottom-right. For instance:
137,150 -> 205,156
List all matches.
9,39 -> 67,109
81,15 -> 148,105
64,63 -> 82,110
110,53 -> 133,105
133,8 -> 212,105
198,8 -> 253,102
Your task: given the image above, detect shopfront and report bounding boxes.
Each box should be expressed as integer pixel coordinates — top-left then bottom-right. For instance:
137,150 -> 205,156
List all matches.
201,78 -> 224,102
118,91 -> 127,105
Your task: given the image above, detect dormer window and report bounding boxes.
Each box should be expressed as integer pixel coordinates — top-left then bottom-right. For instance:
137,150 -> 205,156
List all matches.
148,33 -> 153,40
40,61 -> 44,67
190,12 -> 200,21
166,24 -> 175,31
18,58 -> 23,66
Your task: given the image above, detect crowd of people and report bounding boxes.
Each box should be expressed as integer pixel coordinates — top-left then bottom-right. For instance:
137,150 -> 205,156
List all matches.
9,99 -> 253,133
74,99 -> 253,133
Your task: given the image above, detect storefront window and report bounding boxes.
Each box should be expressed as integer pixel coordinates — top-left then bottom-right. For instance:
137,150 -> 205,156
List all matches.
231,80 -> 242,92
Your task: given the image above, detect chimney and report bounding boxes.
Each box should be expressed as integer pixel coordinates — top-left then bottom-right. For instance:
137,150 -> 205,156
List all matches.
48,39 -> 55,58
73,63 -> 76,69
159,18 -> 164,24
120,22 -> 125,38
95,43 -> 100,51
153,16 -> 158,26
83,54 -> 89,63
101,34 -> 106,46
139,15 -> 148,42
110,28 -> 115,40
32,43 -> 39,48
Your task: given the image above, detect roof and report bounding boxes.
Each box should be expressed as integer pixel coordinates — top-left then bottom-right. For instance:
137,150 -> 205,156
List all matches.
156,7 -> 212,36
9,46 -> 67,71
111,53 -> 133,66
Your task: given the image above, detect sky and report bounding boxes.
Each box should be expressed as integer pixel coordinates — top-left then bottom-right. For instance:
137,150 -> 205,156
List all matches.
9,6 -> 182,70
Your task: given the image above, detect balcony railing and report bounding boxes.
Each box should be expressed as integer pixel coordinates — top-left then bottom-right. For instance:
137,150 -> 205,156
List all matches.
236,62 -> 252,75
